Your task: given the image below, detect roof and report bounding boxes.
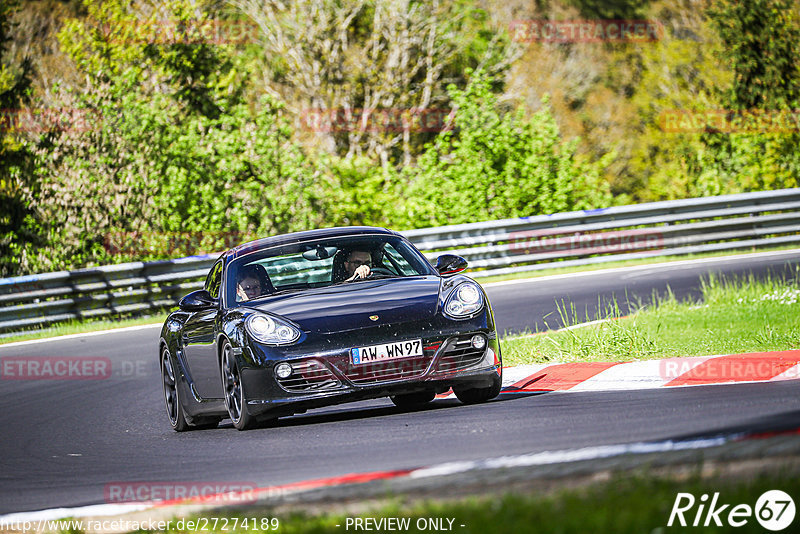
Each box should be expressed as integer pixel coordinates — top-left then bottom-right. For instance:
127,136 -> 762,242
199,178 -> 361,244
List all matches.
225,226 -> 400,260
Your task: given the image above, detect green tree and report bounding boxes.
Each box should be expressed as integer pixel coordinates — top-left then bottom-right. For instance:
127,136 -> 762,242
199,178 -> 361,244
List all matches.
626,1 -> 732,200
0,0 -> 41,276
27,0 -> 320,270
310,155 -> 404,228
236,0 -> 516,167
699,0 -> 800,194
626,0 -> 800,200
403,72 -> 614,228
709,0 -> 800,111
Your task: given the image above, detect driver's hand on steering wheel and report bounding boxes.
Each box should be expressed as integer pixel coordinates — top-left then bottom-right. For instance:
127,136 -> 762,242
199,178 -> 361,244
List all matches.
346,264 -> 371,281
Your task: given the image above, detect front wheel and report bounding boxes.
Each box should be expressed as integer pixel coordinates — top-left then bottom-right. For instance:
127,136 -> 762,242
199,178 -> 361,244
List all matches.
221,342 -> 257,430
453,370 -> 502,405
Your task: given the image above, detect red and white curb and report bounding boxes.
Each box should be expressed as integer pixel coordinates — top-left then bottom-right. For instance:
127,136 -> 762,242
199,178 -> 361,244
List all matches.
434,350 -> 800,399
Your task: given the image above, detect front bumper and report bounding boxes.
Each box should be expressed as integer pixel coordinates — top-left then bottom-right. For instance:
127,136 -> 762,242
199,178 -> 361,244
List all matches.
240,330 -> 501,418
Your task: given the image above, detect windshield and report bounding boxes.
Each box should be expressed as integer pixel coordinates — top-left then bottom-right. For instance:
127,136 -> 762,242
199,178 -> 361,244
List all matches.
225,234 -> 435,306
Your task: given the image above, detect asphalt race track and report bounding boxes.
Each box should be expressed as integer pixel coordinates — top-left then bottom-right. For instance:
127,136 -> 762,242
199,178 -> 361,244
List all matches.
1,251 -> 800,515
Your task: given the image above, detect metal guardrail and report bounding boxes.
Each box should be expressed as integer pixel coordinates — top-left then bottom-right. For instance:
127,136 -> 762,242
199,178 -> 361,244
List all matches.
0,257 -> 216,332
2,188 -> 800,333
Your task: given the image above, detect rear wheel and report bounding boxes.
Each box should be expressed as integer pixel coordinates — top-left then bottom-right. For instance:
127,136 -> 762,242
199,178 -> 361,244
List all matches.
390,390 -> 436,408
221,342 -> 257,430
162,347 -> 221,431
162,347 -> 189,432
453,371 -> 502,405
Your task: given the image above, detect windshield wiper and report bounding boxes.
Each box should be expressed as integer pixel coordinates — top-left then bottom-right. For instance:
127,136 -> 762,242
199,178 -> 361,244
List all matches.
267,288 -> 307,296
326,274 -> 399,286
241,288 -> 302,302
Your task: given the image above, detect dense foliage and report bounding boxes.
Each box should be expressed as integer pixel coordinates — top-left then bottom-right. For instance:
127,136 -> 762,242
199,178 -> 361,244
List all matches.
0,0 -> 39,275
404,76 -> 613,226
1,0 -> 798,276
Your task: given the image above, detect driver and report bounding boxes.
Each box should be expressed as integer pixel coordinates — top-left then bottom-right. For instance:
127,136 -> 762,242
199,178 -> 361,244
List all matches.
343,250 -> 372,281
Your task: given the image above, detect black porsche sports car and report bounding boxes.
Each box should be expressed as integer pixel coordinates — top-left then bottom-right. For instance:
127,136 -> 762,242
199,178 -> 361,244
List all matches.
159,226 -> 502,430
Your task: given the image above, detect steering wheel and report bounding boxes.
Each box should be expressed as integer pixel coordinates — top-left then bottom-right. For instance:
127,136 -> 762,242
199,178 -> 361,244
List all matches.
366,267 -> 395,277
348,266 -> 395,281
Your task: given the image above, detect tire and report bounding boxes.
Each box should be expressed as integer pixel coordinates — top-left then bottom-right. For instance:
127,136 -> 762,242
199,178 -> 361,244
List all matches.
221,341 -> 257,431
390,390 -> 436,408
162,346 -> 189,432
453,370 -> 502,405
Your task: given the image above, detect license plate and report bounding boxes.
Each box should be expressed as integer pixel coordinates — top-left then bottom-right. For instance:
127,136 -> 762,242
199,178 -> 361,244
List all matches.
350,339 -> 423,365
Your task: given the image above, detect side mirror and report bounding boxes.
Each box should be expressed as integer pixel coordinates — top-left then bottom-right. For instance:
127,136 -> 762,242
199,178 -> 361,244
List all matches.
179,289 -> 217,311
435,254 -> 468,277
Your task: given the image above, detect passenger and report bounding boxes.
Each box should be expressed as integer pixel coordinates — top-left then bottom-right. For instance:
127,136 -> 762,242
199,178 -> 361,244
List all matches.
235,264 -> 274,302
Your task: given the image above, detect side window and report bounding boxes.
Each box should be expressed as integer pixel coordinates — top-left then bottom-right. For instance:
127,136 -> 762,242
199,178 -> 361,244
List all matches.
382,243 -> 417,276
205,260 -> 224,299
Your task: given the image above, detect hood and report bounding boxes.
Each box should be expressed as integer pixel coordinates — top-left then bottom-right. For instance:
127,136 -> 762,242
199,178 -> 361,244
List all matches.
251,276 -> 441,334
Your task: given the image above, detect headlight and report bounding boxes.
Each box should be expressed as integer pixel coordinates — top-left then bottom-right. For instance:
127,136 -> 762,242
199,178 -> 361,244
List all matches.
443,281 -> 484,319
245,314 -> 301,345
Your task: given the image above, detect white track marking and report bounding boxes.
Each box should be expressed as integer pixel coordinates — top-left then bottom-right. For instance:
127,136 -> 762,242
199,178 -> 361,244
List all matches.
772,363 -> 800,382
567,360 -> 666,391
0,323 -> 162,349
568,357 -> 715,391
0,504 -> 149,524
409,436 -> 729,478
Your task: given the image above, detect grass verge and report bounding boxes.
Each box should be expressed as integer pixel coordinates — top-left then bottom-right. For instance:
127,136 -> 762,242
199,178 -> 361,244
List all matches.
139,462 -> 800,534
502,273 -> 800,366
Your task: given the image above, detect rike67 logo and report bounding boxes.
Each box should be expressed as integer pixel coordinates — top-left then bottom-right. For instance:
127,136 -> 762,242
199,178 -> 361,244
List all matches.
668,490 -> 796,531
